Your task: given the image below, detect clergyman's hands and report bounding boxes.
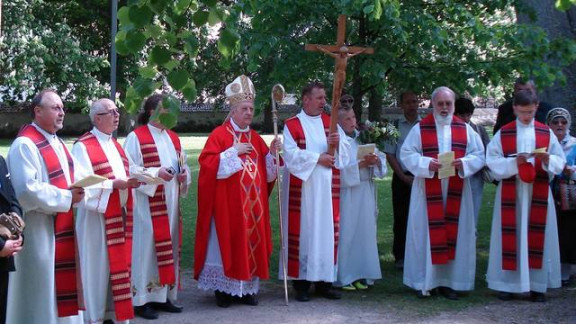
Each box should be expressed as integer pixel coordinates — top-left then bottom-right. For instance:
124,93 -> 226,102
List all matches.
318,153 -> 336,168
269,137 -> 282,156
177,169 -> 188,183
113,178 -> 141,189
358,153 -> 379,168
70,187 -> 85,204
428,159 -> 441,172
452,158 -> 464,172
534,152 -> 550,167
158,167 -> 175,181
327,132 -> 339,146
235,143 -> 253,155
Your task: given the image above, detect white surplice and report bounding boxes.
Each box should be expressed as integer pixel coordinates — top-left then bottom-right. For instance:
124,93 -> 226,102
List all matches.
197,119 -> 277,296
486,120 -> 564,293
6,123 -> 84,324
335,132 -> 386,287
123,124 -> 191,306
279,111 -> 351,282
72,128 -> 131,324
400,118 -> 485,292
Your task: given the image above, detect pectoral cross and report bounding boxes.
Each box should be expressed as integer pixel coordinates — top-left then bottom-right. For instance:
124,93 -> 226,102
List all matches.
305,14 -> 374,155
243,158 -> 255,173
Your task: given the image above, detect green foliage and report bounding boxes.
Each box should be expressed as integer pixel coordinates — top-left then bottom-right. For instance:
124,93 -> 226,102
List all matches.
0,0 -> 109,110
556,0 -> 576,11
115,0 -> 239,126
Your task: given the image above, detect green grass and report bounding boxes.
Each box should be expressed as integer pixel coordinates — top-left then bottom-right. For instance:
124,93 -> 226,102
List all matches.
0,134 -> 499,316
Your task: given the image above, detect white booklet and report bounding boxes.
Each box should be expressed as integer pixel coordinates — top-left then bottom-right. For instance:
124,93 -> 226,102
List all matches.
357,143 -> 376,161
72,174 -> 107,188
438,151 -> 455,179
132,168 -> 164,185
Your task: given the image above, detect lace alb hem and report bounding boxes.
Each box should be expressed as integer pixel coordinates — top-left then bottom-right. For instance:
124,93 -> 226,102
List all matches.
197,264 -> 259,297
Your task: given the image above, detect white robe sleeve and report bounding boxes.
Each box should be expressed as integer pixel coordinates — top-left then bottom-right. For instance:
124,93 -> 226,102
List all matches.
486,131 -> 518,180
71,142 -> 113,214
334,125 -> 351,170
123,132 -> 159,197
458,125 -> 486,178
216,147 -> 243,179
400,124 -> 435,178
282,125 -> 320,182
340,159 -> 360,188
7,138 -> 72,214
543,129 -> 566,176
265,153 -> 278,182
373,150 -> 388,179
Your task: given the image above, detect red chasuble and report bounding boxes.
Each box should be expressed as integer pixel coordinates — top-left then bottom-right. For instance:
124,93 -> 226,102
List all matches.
18,124 -> 81,317
284,113 -> 340,278
500,121 -> 550,270
134,125 -> 182,285
419,114 -> 467,265
76,132 -> 134,320
194,121 -> 274,281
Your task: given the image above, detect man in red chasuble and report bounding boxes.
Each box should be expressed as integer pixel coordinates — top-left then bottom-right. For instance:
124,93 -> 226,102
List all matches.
195,75 -> 281,307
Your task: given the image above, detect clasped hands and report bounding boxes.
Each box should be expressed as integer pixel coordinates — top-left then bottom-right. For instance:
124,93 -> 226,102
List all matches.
358,153 -> 379,168
428,158 -> 464,172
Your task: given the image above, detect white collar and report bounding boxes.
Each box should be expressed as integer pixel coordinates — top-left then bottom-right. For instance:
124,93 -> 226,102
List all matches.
516,119 -> 534,129
230,118 -> 250,133
32,122 -> 57,140
147,123 -> 165,133
92,127 -> 112,142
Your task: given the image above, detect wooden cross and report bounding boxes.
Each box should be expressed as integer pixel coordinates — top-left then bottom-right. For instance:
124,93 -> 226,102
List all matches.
305,14 -> 374,154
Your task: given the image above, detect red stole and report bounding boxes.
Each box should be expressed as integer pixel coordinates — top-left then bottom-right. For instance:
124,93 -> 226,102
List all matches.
76,132 -> 134,320
18,124 -> 81,317
194,121 -> 274,281
284,113 -> 340,278
420,114 -> 467,264
500,121 -> 550,270
134,125 -> 181,285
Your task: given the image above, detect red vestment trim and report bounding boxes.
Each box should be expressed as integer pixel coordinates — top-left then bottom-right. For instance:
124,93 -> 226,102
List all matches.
134,125 -> 181,285
18,124 -> 81,317
77,132 -> 134,320
500,121 -> 550,270
420,114 -> 467,264
194,121 -> 273,281
284,113 -> 340,278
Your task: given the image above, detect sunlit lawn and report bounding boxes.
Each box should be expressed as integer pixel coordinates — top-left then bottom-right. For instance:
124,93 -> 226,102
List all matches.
0,134 -> 498,315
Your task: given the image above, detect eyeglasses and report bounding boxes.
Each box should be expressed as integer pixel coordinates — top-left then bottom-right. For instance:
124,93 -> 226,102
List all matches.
97,109 -> 120,116
551,119 -> 568,125
435,101 -> 453,107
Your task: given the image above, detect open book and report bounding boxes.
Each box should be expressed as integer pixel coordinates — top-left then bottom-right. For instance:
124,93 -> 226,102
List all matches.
131,168 -> 164,185
72,174 -> 107,188
357,143 -> 376,161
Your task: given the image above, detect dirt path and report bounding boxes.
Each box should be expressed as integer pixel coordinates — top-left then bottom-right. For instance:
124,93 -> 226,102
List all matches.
132,271 -> 575,324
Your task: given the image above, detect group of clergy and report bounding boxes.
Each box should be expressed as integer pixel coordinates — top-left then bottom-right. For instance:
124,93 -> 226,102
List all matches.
0,75 -> 569,324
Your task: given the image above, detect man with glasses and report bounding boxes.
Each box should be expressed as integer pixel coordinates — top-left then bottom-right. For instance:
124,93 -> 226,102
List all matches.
6,89 -> 85,324
72,99 -> 140,324
400,87 -> 485,300
486,90 -> 564,302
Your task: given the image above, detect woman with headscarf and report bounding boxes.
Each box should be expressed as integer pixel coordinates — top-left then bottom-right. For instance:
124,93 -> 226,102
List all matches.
547,107 -> 576,286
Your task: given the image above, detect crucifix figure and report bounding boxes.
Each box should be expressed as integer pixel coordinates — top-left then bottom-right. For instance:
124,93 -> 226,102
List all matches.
305,15 -> 374,154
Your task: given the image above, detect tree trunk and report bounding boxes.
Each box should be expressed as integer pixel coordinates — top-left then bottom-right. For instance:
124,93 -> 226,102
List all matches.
516,1 -> 576,117
368,88 -> 382,122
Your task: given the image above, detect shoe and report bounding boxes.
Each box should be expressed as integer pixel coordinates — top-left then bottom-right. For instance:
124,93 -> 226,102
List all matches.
394,259 -> 404,270
134,304 -> 159,320
215,291 -> 232,308
341,284 -> 356,291
295,290 -> 310,302
352,281 -> 368,290
416,290 -> 431,298
103,320 -> 114,324
241,294 -> 259,306
497,291 -> 513,301
317,288 -> 342,300
530,291 -> 546,302
150,299 -> 183,313
438,287 -> 458,300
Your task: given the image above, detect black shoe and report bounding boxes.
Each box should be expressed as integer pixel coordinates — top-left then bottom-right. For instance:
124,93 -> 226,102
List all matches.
530,291 -> 546,302
150,299 -> 183,313
497,291 -> 513,301
134,304 -> 159,320
438,287 -> 458,300
316,288 -> 342,300
295,290 -> 310,302
416,290 -> 431,298
241,294 -> 259,306
215,291 -> 232,308
103,320 -> 114,324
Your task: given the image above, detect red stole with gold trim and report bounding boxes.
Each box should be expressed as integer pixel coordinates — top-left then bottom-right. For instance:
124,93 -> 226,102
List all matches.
500,121 -> 550,270
18,124 -> 81,317
420,114 -> 467,264
134,125 -> 181,285
285,113 -> 340,278
77,132 -> 134,320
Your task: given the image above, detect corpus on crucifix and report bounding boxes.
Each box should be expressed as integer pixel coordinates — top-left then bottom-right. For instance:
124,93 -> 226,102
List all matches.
305,14 -> 374,154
